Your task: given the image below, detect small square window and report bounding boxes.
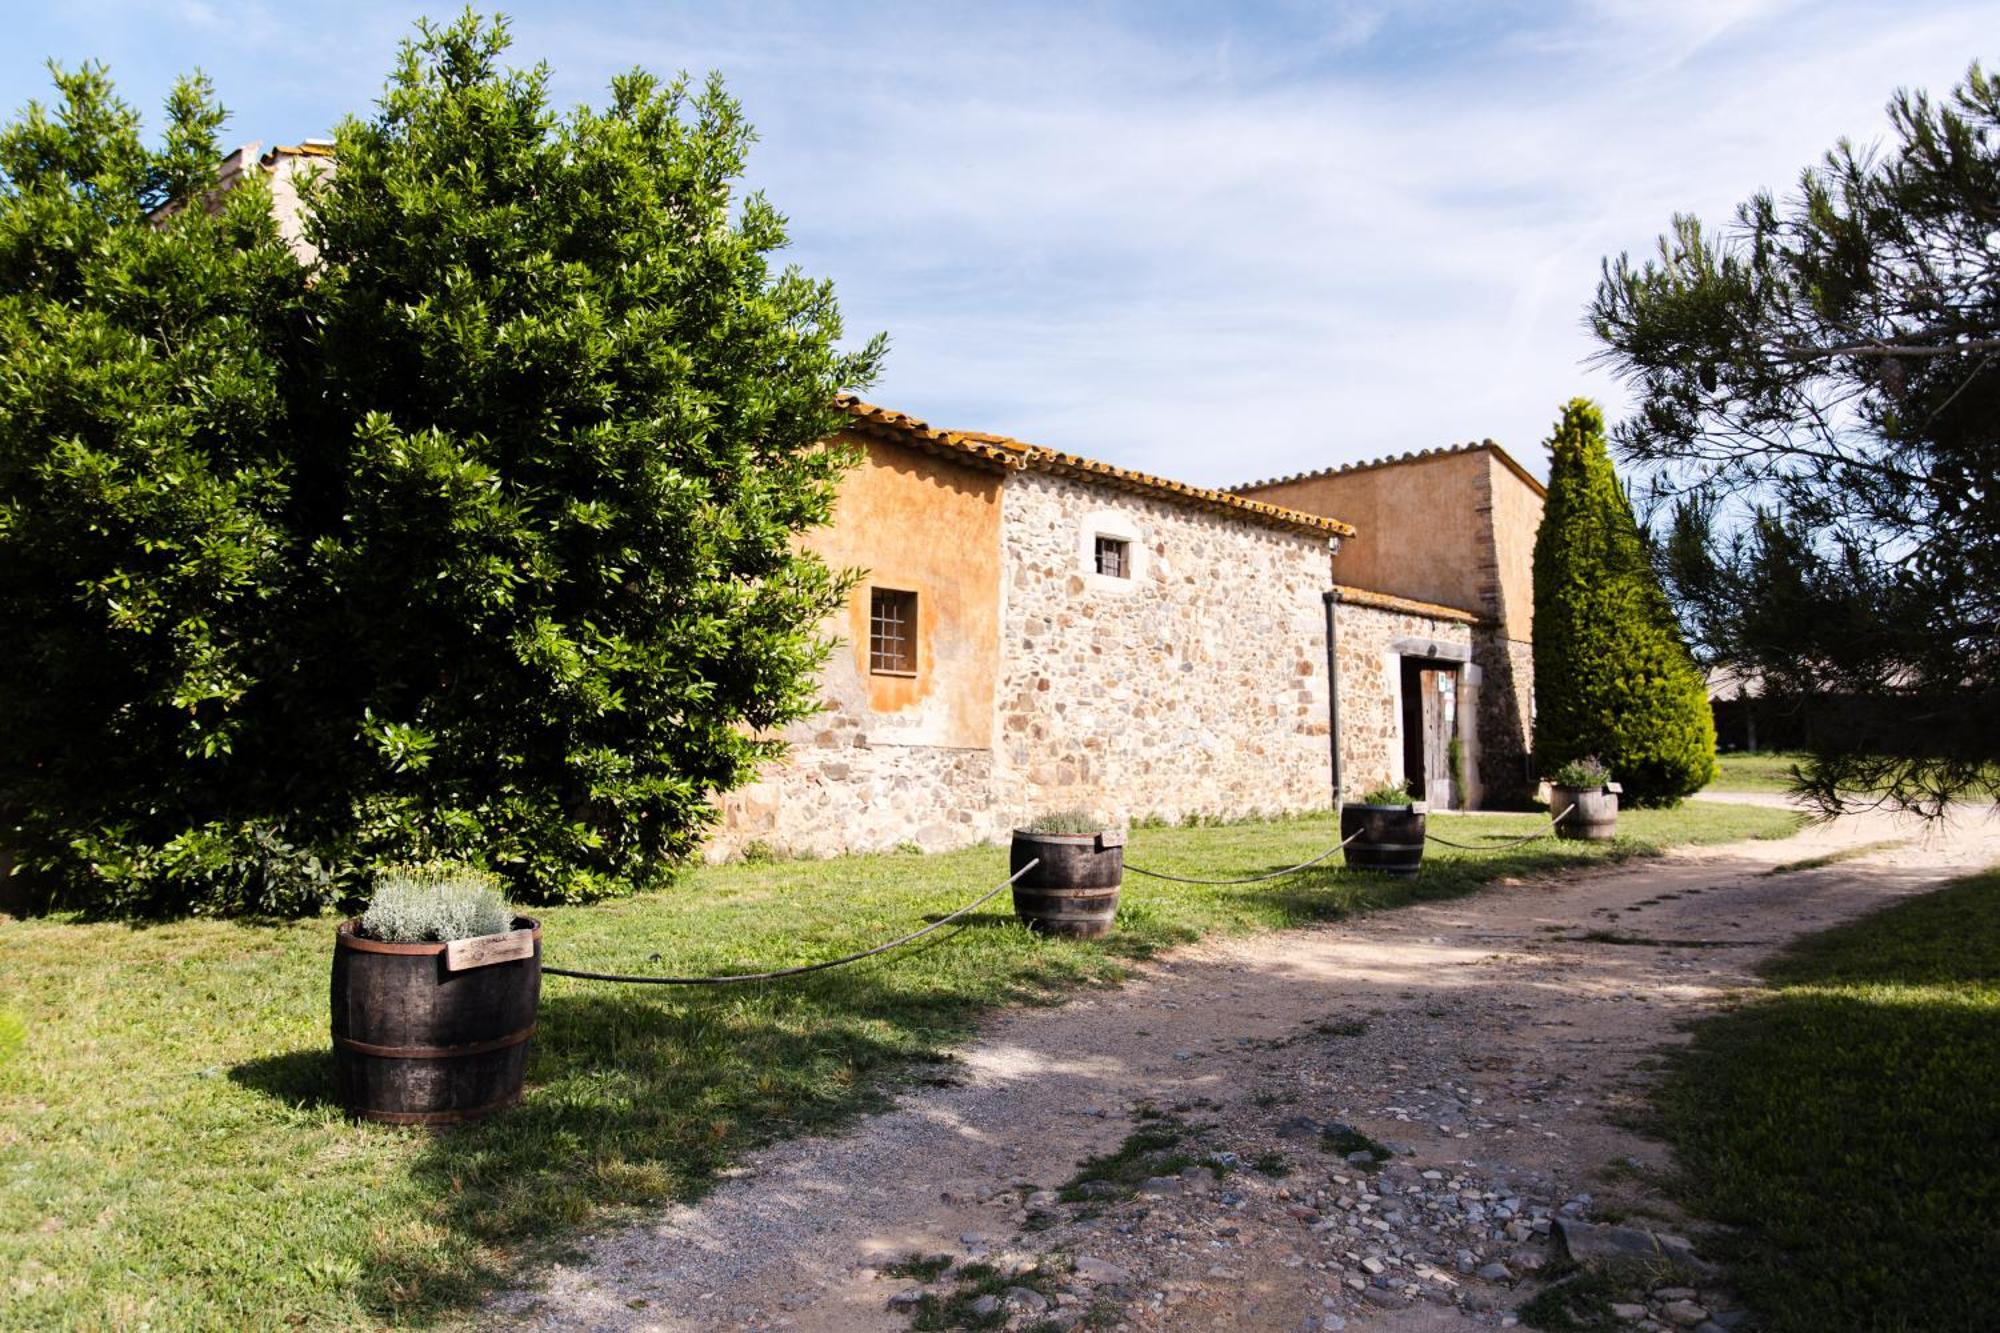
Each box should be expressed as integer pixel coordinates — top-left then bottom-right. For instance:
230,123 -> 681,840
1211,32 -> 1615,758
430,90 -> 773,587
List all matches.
869,588 -> 917,675
1094,535 -> 1130,579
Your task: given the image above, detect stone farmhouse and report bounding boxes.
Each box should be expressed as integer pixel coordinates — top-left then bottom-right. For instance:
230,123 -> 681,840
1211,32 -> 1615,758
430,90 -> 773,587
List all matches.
1232,441 -> 1546,809
712,400 -> 1547,859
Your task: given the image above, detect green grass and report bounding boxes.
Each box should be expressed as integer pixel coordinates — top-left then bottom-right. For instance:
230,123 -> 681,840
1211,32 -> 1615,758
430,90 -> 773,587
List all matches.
0,802 -> 1798,1330
1709,750 -> 1812,793
1656,868 -> 2000,1332
1057,1120 -> 1193,1201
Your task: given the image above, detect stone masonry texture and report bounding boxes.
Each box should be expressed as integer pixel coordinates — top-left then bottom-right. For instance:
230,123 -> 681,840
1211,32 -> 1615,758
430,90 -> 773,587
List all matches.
993,471 -> 1336,829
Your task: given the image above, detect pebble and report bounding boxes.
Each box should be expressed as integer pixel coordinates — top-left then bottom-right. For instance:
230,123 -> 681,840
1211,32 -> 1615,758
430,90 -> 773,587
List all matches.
1662,1300 -> 1710,1327
1073,1256 -> 1131,1285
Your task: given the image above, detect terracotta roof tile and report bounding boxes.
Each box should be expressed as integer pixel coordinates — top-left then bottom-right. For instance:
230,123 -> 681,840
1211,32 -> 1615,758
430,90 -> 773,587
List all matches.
1331,584 -> 1484,624
1232,439 -> 1547,499
837,397 -> 1355,539
835,395 -> 1026,471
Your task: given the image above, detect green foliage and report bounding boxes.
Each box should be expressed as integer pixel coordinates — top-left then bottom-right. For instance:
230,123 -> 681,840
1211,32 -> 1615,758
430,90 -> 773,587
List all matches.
1657,871 -> 2000,1331
1021,809 -> 1106,835
1354,783 -> 1413,807
1532,400 -> 1715,805
0,62 -> 318,915
1546,756 -> 1610,788
1592,63 -> 2000,815
0,15 -> 881,915
360,864 -> 511,943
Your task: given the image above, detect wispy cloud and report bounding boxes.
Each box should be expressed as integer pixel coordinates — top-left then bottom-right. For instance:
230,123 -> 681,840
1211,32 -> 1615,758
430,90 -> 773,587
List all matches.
8,0 -> 1993,485
520,0 -> 1991,484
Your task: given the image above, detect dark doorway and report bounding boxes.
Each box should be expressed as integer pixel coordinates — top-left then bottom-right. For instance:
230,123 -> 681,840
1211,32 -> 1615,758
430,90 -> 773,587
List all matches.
1400,657 -> 1460,808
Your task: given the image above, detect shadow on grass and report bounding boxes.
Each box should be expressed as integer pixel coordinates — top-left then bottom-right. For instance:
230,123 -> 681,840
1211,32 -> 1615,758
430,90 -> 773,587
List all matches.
227,928 -> 1098,1324
1657,872 -> 2000,1333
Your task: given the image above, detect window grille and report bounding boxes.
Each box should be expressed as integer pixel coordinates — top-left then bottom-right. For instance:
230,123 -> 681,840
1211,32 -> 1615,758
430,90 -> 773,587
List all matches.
869,588 -> 917,675
1094,535 -> 1130,578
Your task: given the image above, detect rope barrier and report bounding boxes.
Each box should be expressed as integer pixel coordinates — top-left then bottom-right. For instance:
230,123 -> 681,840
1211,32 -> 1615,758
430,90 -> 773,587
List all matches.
1422,804 -> 1576,850
542,804 -> 1584,988
1124,828 -> 1365,884
542,859 -> 1040,986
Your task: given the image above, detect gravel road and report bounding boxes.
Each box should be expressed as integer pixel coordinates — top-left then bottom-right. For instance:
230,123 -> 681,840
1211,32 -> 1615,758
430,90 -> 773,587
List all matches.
490,798 -> 1999,1332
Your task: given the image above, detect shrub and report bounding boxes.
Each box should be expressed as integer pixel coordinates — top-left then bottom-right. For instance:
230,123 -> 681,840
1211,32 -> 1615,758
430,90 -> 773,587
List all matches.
360,865 -> 511,943
1354,783 -> 1414,807
1532,399 -> 1716,805
1546,756 -> 1611,789
0,66 -> 314,916
0,16 -> 880,916
1022,809 -> 1107,834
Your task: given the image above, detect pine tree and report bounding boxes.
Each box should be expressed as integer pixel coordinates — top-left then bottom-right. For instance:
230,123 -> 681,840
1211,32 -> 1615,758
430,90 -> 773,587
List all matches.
1532,399 -> 1716,805
1592,63 -> 2000,814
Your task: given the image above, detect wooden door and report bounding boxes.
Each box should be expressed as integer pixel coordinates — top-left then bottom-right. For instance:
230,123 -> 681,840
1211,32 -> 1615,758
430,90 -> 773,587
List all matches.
1400,660 -> 1460,808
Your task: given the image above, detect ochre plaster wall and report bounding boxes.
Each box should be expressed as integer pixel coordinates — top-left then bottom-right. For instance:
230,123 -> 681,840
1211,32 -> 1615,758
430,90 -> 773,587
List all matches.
801,434 -> 1003,750
1239,452 -> 1492,617
1481,452 -> 1545,643
710,434 -> 1005,856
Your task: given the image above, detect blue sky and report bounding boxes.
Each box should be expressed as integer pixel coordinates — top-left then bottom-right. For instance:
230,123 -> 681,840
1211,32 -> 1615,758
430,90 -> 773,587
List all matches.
3,1 -> 1993,485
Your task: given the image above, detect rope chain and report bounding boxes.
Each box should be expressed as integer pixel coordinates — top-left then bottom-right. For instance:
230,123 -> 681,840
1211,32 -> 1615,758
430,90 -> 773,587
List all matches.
1422,803 -> 1577,850
1123,828 -> 1365,885
542,859 -> 1040,986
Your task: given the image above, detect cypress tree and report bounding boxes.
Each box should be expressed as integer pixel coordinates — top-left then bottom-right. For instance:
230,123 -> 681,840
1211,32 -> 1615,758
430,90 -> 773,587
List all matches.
1532,399 -> 1716,805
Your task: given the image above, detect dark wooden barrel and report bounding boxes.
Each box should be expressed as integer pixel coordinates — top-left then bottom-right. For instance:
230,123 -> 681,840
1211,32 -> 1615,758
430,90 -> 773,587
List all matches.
331,917 -> 541,1126
1552,785 -> 1619,841
1010,829 -> 1123,938
1340,802 -> 1427,877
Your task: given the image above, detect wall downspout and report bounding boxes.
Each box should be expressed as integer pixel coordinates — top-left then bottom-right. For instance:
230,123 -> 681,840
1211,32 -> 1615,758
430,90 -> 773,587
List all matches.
1322,587 -> 1342,808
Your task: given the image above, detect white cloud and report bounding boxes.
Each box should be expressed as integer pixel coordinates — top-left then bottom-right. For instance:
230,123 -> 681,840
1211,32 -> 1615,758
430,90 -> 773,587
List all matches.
71,0 -> 1994,489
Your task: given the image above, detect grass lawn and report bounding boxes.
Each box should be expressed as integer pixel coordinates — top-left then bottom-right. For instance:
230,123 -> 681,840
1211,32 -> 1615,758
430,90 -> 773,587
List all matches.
1657,869 -> 2000,1332
1709,750 -> 1812,794
0,801 -> 1797,1330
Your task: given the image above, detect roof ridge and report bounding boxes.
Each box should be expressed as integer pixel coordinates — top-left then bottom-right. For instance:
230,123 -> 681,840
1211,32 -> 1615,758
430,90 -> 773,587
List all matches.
834,396 -> 1357,538
1229,438 -> 1546,498
1229,439 -> 1502,492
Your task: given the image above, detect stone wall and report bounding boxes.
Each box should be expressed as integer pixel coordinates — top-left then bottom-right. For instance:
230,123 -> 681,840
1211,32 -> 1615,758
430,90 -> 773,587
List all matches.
994,471 -> 1337,827
1473,630 -> 1536,806
711,729 -> 996,858
1329,595 -> 1479,802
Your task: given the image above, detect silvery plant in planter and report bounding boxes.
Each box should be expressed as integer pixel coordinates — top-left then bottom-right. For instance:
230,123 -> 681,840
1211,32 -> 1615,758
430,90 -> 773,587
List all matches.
1010,809 -> 1124,938
332,867 -> 541,1126
1341,784 -> 1428,878
1548,757 -> 1621,841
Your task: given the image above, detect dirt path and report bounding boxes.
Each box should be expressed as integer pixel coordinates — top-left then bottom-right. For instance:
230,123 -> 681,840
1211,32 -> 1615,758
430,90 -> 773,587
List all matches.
491,802 -> 1999,1332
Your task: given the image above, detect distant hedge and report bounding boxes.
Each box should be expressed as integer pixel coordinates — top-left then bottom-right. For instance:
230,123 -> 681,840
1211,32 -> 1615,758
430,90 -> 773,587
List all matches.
0,16 -> 880,916
1531,399 -> 1715,805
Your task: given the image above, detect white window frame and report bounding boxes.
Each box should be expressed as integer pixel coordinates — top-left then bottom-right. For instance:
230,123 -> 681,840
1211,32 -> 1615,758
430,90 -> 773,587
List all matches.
1075,510 -> 1146,595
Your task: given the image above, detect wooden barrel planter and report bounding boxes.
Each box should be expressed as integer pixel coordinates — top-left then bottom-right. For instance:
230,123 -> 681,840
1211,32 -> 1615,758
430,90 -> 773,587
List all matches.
1551,783 -> 1621,841
331,917 -> 541,1126
1340,802 -> 1427,878
1009,828 -> 1124,938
